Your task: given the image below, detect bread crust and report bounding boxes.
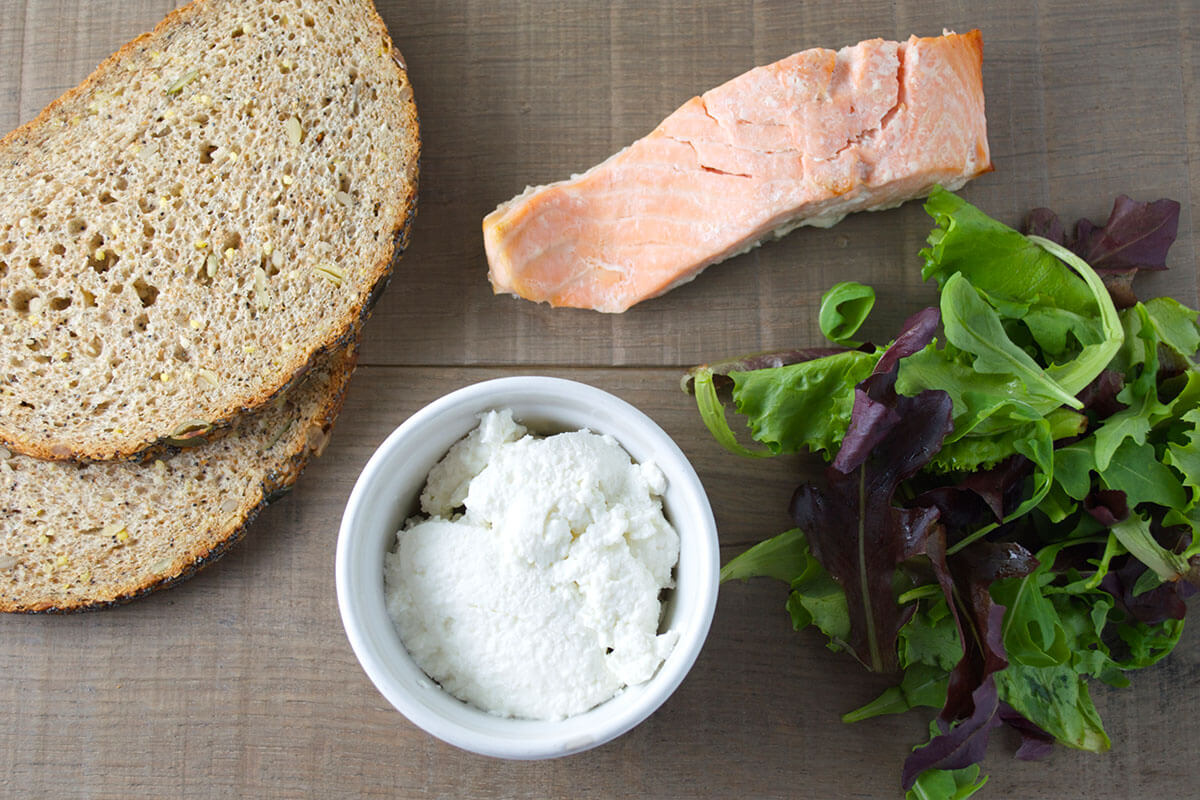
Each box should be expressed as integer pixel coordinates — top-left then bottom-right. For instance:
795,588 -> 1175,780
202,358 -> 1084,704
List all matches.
0,0 -> 419,462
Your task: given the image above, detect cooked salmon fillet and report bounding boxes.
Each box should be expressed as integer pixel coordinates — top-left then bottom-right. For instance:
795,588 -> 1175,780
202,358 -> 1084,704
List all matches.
483,30 -> 991,313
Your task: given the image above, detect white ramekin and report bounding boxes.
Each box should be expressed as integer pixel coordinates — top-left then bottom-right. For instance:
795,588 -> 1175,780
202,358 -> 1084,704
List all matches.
335,376 -> 719,759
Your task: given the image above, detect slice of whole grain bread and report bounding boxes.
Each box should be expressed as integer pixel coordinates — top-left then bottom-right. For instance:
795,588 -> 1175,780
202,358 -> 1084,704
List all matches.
0,342 -> 357,613
0,0 -> 418,461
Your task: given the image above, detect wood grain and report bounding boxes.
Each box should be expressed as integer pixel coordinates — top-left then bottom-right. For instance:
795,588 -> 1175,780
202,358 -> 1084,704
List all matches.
1,1 -> 1199,798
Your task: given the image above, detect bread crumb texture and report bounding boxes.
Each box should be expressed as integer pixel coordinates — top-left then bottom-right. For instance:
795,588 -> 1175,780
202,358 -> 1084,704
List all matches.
0,0 -> 418,460
0,344 -> 356,613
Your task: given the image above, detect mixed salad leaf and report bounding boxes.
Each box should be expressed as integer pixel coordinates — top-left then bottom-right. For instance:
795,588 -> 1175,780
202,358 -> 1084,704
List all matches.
689,187 -> 1197,798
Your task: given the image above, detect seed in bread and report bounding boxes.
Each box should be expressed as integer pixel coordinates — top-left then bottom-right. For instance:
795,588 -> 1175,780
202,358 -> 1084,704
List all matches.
0,343 -> 357,613
0,0 -> 419,461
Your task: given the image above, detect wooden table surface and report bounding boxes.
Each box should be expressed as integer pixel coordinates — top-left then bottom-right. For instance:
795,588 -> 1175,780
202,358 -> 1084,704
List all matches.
2,1 -> 1198,797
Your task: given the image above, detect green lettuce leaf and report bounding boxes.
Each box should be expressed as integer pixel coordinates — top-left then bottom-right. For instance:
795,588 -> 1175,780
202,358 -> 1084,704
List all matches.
1108,513 -> 1191,583
1143,296 -> 1200,365
730,351 -> 880,459
922,187 -> 1098,319
1165,407 -> 1200,502
691,351 -> 881,460
843,663 -> 949,722
994,663 -> 1110,752
819,281 -> 876,346
899,595 -> 964,671
719,527 -> 809,584
992,570 -> 1071,669
905,764 -> 988,800
1113,617 -> 1184,669
1099,439 -> 1187,510
721,528 -> 851,647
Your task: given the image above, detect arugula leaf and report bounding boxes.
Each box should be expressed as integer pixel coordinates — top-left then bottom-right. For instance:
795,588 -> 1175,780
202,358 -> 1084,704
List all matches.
1164,407 -> 1200,500
940,273 -> 1083,409
819,281 -> 876,346
1091,305 -> 1161,470
991,541 -> 1124,687
1114,617 -> 1185,668
1053,591 -> 1126,687
1098,439 -> 1187,509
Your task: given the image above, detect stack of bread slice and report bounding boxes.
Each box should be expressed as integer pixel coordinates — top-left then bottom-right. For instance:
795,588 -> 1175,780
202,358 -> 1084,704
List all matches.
0,0 -> 419,611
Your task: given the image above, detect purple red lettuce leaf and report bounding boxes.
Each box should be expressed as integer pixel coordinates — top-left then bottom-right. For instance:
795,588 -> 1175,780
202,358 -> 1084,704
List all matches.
1022,207 -> 1067,244
832,307 -> 941,473
901,676 -> 1002,789
940,543 -> 1038,719
1101,553 -> 1196,625
1083,489 -> 1130,527
1022,197 -> 1181,308
903,537 -> 1038,789
790,308 -> 951,673
1073,196 -> 1180,273
1076,369 -> 1128,420
998,702 -> 1056,761
912,455 -> 1033,544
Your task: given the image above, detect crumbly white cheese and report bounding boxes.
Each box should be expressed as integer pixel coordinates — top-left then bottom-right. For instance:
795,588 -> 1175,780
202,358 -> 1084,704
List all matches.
384,408 -> 680,721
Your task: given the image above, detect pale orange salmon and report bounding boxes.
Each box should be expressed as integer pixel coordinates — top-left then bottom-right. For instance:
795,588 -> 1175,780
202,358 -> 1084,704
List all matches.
483,30 -> 991,313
